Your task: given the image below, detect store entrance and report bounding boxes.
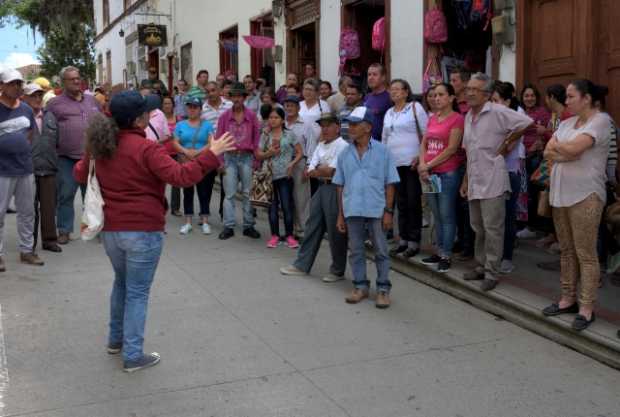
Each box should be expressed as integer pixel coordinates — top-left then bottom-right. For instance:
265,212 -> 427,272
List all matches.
288,22 -> 317,80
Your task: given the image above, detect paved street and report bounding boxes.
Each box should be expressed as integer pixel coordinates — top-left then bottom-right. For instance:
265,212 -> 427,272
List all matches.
1,200 -> 620,417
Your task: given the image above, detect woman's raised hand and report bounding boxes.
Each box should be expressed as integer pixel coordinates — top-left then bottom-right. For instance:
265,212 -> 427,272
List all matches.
209,133 -> 236,156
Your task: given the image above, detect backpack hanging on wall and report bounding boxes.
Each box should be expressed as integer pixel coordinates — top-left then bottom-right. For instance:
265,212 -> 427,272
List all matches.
372,17 -> 386,51
424,7 -> 448,44
339,28 -> 361,75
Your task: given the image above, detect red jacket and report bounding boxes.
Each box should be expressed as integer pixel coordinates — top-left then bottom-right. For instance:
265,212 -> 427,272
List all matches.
74,128 -> 220,232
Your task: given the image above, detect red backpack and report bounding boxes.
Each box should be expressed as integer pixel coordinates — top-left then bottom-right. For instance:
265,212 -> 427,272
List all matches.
424,7 -> 448,44
371,17 -> 386,51
339,28 -> 361,74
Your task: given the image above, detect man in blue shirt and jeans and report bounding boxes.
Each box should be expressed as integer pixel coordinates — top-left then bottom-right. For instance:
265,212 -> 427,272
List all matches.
333,106 -> 400,308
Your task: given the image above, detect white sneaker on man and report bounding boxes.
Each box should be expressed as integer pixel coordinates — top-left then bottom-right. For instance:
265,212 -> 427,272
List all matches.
201,223 -> 212,235
499,259 -> 515,274
322,273 -> 344,283
280,265 -> 307,276
180,224 -> 192,235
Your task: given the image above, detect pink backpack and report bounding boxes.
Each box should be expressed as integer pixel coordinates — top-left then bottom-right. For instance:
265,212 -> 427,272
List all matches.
372,17 -> 386,51
339,28 -> 361,74
424,7 -> 448,44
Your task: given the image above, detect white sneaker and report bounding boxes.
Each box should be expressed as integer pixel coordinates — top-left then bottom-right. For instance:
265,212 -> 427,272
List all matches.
516,228 -> 537,239
322,273 -> 345,283
280,265 -> 307,276
499,259 -> 515,274
180,224 -> 192,235
201,223 -> 212,235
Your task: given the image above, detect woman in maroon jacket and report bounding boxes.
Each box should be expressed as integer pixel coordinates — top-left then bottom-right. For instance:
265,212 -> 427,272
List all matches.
74,90 -> 234,373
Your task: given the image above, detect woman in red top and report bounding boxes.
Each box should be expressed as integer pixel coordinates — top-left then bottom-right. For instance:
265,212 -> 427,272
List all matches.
162,95 -> 182,216
418,83 -> 465,273
73,90 -> 234,373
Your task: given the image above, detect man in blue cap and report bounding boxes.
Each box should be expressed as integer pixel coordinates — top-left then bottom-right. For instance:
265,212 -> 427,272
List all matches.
333,106 -> 400,308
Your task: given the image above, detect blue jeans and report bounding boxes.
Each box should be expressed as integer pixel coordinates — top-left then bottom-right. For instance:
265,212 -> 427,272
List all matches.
426,168 -> 463,258
223,153 -> 255,229
56,156 -> 86,234
269,177 -> 294,237
102,231 -> 164,362
503,171 -> 522,261
347,217 -> 391,292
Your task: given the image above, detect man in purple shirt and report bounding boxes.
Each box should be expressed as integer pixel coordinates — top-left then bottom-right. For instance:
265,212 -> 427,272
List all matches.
46,66 -> 101,244
363,63 -> 392,141
216,82 -> 261,240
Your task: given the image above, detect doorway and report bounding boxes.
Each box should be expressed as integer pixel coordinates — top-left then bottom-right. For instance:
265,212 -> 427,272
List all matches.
288,22 -> 317,81
219,25 -> 239,80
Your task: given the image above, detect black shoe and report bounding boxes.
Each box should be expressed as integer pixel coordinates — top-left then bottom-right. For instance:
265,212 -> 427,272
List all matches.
542,302 -> 579,317
480,278 -> 498,292
6,207 -> 15,214
402,248 -> 419,259
421,254 -> 441,265
123,352 -> 161,373
617,329 -> 620,339
218,228 -> 234,240
243,227 -> 261,239
437,258 -> 451,273
572,313 -> 595,331
389,245 -> 408,257
42,243 -> 62,253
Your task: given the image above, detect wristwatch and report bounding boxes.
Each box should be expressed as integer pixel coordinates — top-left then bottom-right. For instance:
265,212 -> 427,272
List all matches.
384,207 -> 394,214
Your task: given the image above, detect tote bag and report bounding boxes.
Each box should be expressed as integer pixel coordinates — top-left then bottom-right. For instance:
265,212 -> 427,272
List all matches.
80,160 -> 105,240
250,135 -> 274,207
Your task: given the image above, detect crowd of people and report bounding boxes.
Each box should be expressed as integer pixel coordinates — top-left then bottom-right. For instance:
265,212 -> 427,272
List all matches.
0,60 -> 617,373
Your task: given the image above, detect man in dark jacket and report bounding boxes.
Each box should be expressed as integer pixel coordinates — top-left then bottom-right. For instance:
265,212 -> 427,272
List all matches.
22,83 -> 61,252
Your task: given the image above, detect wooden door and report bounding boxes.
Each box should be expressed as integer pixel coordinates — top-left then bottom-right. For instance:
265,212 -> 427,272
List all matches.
518,0 -> 595,93
595,0 -> 620,122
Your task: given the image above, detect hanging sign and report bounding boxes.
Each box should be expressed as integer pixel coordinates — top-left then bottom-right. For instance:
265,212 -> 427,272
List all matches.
138,23 -> 168,47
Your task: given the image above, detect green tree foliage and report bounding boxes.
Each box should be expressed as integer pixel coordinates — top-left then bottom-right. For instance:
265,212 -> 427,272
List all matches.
0,0 -> 95,80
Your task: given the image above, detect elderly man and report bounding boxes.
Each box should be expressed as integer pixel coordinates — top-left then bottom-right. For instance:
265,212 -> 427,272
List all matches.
23,83 -> 61,253
334,106 -> 400,308
46,66 -> 101,244
459,73 -> 533,291
0,69 -> 45,271
281,112 -> 350,281
216,82 -> 261,240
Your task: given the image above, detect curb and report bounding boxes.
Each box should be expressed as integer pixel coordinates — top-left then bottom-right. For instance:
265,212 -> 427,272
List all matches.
381,253 -> 620,370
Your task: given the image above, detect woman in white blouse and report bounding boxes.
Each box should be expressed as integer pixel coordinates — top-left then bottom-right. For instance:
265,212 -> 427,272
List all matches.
299,78 -> 329,194
542,79 -> 612,331
382,79 -> 429,258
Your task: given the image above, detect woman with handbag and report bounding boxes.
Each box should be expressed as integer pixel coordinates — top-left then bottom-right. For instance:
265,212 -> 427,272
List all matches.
255,107 -> 303,249
542,80 -> 612,331
73,90 -> 235,372
383,79 -> 429,260
418,83 -> 464,273
172,96 -> 216,235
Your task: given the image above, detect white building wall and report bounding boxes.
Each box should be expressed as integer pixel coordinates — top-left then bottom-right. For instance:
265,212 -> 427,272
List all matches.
319,0 -> 341,87
173,0 -> 276,86
391,0 -> 425,93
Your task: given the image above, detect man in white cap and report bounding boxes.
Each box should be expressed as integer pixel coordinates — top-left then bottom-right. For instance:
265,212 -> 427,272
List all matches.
0,69 -> 45,272
22,82 -> 61,253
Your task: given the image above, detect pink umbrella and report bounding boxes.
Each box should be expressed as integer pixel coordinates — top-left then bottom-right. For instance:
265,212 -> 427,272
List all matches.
242,35 -> 275,49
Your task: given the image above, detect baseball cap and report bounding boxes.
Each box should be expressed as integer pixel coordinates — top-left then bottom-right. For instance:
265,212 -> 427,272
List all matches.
0,69 -> 24,84
184,95 -> 203,107
316,112 -> 340,125
283,95 -> 301,105
110,90 -> 147,125
344,106 -> 374,125
33,77 -> 51,89
23,83 -> 44,96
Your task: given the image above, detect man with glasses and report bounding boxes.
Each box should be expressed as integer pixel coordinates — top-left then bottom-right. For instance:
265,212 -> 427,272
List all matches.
459,73 -> 533,292
0,69 -> 45,271
46,66 -> 101,244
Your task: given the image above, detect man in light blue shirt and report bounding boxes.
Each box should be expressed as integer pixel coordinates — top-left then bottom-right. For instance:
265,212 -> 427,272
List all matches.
333,106 -> 400,308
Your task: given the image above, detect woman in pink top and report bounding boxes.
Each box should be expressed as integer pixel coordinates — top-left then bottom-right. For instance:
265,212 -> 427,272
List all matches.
418,83 -> 465,273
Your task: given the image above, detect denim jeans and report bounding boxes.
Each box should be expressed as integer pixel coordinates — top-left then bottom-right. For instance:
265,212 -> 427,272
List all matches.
347,217 -> 391,292
223,153 -> 255,229
269,177 -> 294,237
503,171 -> 522,261
56,156 -> 85,234
102,231 -> 164,362
426,168 -> 462,258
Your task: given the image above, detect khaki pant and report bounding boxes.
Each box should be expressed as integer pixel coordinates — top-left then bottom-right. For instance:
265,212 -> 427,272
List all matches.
552,193 -> 604,308
469,195 -> 506,276
292,159 -> 310,235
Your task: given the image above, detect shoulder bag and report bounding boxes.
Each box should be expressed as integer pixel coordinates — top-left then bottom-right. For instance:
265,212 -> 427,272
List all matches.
81,160 -> 105,240
250,133 -> 274,207
177,121 -> 204,163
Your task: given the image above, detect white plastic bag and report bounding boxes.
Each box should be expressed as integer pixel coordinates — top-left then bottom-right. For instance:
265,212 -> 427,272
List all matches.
80,160 -> 105,240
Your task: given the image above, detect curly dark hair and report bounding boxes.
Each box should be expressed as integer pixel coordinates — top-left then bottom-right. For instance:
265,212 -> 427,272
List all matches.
85,113 -> 119,160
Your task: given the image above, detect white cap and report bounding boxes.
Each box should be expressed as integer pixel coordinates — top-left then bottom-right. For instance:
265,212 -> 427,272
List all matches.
0,69 -> 24,84
23,83 -> 43,95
